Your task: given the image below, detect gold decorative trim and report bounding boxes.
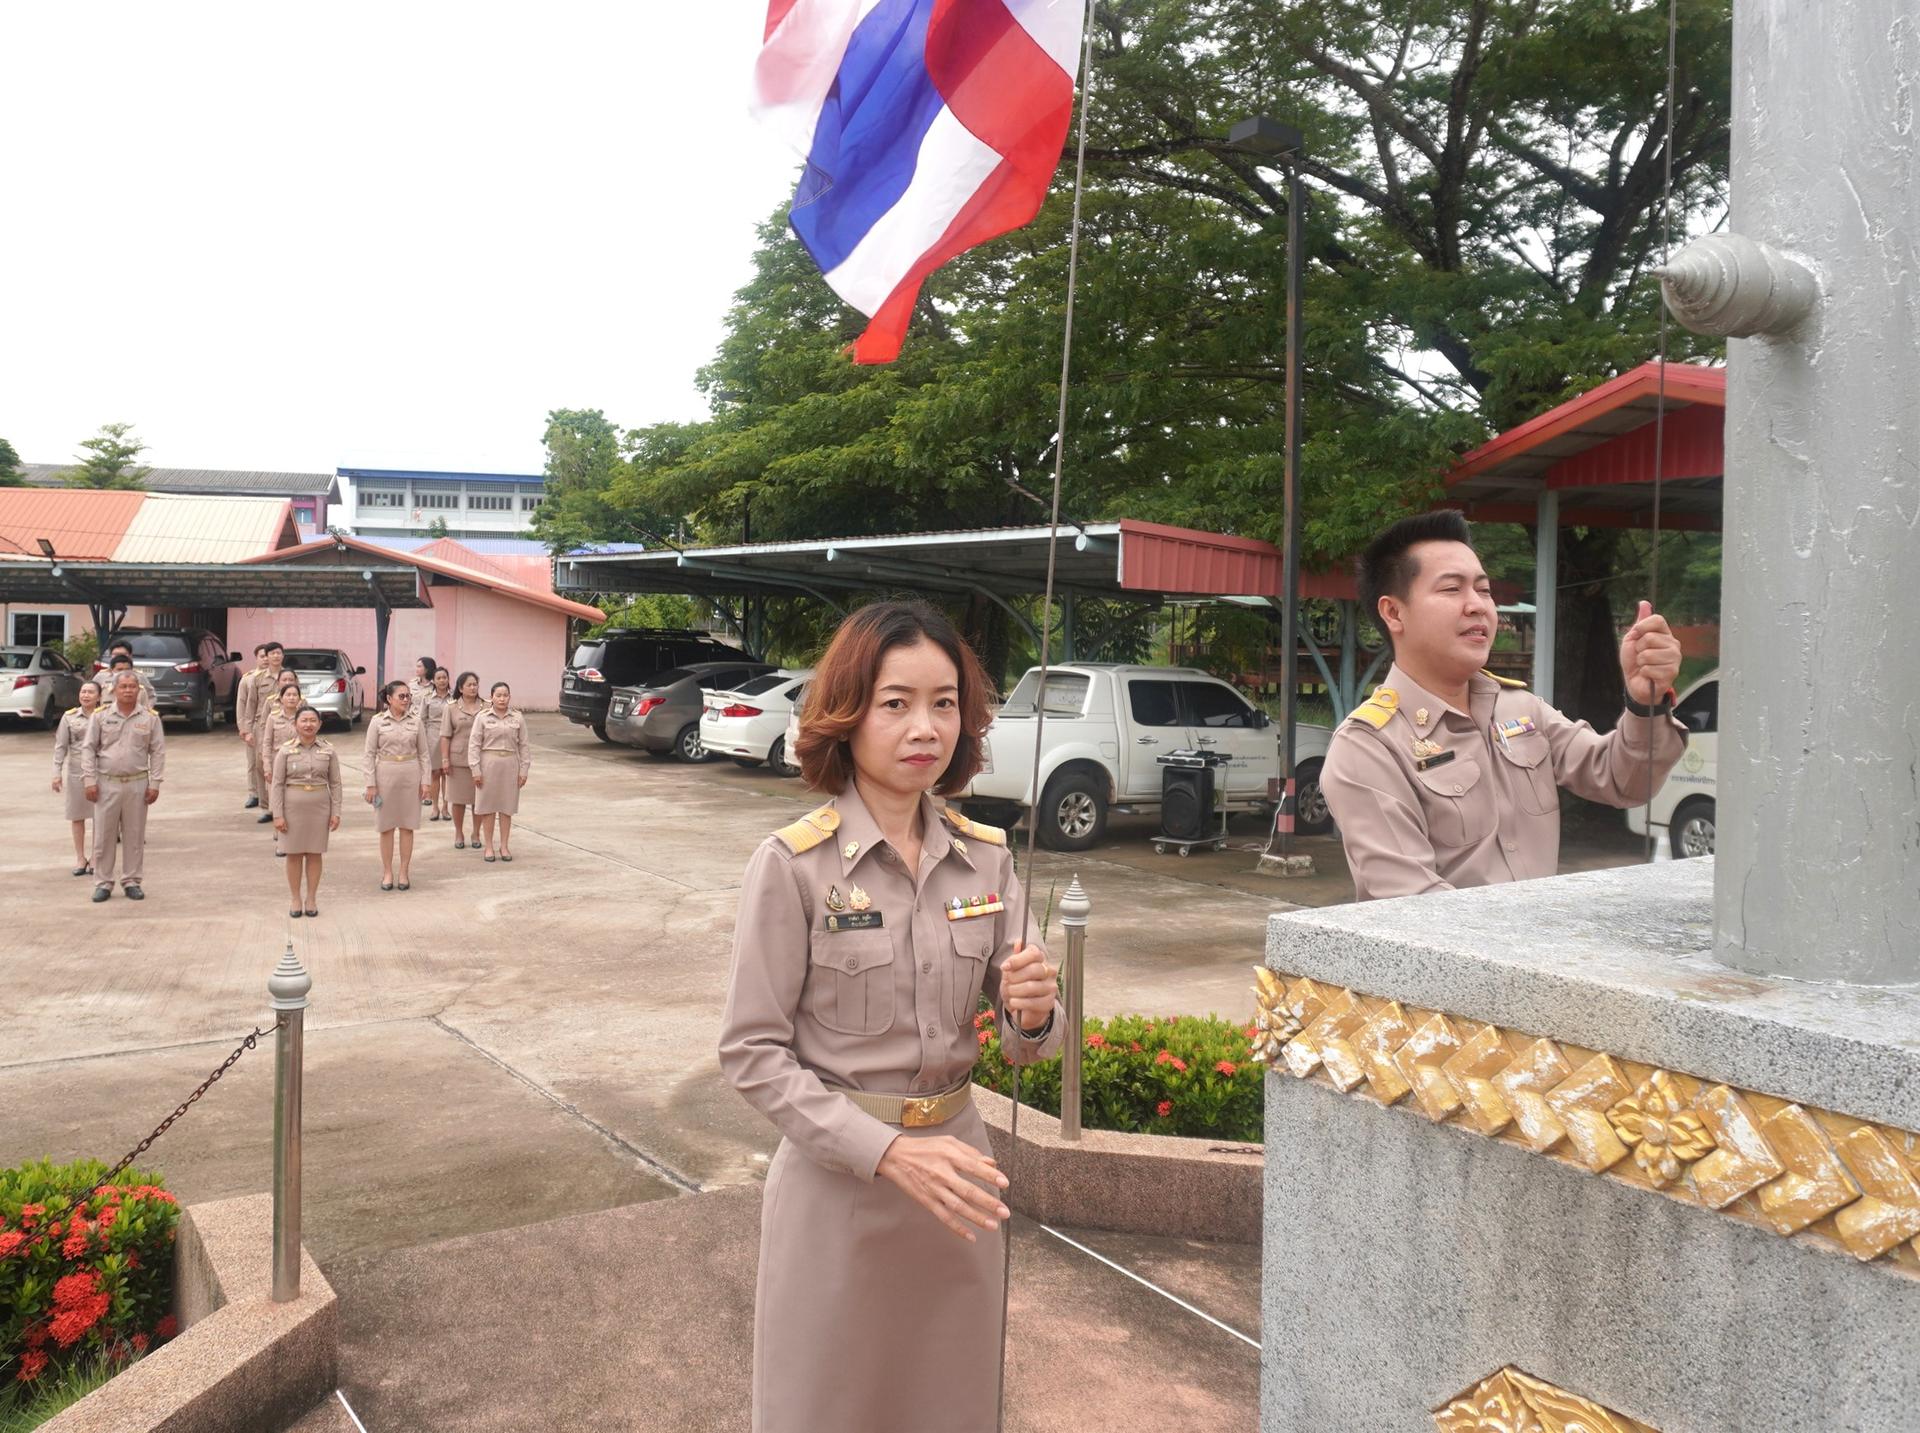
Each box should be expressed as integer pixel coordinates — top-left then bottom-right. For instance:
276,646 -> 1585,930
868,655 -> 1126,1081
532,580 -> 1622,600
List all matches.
1435,1366 -> 1656,1433
1251,967 -> 1920,1272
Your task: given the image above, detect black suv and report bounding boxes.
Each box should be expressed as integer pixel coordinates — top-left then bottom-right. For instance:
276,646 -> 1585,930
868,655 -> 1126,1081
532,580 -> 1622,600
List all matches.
96,628 -> 244,731
560,628 -> 748,741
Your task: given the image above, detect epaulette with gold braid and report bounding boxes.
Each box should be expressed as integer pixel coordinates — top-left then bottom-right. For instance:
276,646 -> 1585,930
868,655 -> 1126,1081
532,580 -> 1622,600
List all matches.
283,738 -> 302,750
1482,668 -> 1529,689
1346,686 -> 1399,730
773,804 -> 841,855
940,805 -> 1007,846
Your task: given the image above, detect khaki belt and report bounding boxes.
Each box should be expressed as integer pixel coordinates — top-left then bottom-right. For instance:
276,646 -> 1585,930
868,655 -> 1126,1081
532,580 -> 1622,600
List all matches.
828,1080 -> 972,1129
287,782 -> 328,791
105,771 -> 151,783
379,755 -> 418,762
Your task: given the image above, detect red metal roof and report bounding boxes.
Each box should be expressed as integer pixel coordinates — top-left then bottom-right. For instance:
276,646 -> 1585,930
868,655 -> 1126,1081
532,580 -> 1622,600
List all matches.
0,489 -> 149,561
1444,362 -> 1725,527
247,535 -> 603,622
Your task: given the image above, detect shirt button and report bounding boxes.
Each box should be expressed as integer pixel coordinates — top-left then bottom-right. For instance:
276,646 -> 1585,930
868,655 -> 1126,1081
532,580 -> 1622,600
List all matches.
922,961 -> 933,974
1505,840 -> 1518,852
1453,783 -> 1464,794
845,957 -> 859,971
926,1025 -> 938,1039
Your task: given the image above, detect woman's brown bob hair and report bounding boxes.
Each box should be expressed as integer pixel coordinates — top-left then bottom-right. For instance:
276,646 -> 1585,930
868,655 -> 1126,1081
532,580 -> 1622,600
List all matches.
796,600 -> 992,796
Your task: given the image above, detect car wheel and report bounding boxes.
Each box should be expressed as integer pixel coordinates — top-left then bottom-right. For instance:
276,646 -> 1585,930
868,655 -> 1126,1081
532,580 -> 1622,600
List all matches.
1038,770 -> 1107,852
1671,798 -> 1716,859
732,756 -> 762,768
674,723 -> 709,763
40,698 -> 64,732
769,735 -> 800,778
592,722 -> 612,744
192,696 -> 216,733
1293,758 -> 1334,836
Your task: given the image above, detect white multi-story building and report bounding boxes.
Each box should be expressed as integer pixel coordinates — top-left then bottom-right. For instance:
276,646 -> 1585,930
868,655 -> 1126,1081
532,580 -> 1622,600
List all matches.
339,468 -> 546,541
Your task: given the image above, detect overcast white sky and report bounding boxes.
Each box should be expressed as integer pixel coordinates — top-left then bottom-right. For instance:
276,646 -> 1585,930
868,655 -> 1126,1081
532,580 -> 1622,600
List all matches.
1,3 -> 801,477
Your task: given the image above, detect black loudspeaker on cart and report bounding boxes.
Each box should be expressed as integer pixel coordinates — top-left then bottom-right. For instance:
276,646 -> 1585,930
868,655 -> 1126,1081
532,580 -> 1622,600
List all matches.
1154,749 -> 1231,857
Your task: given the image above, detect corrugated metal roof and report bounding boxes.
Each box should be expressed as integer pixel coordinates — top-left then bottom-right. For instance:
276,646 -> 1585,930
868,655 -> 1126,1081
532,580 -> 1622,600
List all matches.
111,493 -> 302,562
22,463 -> 338,497
247,535 -> 601,622
0,489 -> 149,560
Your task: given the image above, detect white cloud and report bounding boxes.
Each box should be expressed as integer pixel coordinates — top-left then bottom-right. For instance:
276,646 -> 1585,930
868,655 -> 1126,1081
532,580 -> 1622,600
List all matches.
0,2 -> 802,474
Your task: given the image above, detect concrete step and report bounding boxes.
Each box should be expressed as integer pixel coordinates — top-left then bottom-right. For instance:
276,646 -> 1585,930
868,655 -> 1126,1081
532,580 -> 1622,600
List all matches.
286,1391 -> 360,1432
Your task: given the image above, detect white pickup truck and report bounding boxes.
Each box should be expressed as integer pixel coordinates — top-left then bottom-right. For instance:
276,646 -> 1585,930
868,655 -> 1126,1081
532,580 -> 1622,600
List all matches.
960,663 -> 1334,851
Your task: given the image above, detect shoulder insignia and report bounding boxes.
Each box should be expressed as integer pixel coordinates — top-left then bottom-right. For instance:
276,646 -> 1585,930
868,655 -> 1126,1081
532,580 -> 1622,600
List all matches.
773,803 -> 841,855
1346,686 -> 1399,730
940,805 -> 1007,846
283,738 -> 301,750
1482,669 -> 1529,689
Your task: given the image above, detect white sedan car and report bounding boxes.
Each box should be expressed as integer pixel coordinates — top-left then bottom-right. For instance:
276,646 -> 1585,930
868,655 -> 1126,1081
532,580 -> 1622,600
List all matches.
1627,669 -> 1719,858
700,669 -> 812,777
2,645 -> 84,728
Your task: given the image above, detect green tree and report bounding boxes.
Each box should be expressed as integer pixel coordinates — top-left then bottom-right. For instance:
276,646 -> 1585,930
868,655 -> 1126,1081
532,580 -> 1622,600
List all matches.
61,423 -> 152,490
425,516 -> 451,539
0,438 -> 25,486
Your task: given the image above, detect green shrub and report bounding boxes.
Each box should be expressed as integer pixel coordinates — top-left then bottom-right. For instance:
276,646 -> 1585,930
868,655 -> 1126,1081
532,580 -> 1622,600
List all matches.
973,1011 -> 1264,1143
0,1352 -> 132,1431
0,1160 -> 180,1392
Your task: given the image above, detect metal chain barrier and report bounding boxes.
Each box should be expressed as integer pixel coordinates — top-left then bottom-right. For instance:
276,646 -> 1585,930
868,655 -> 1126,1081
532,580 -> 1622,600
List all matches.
13,1019 -> 284,1254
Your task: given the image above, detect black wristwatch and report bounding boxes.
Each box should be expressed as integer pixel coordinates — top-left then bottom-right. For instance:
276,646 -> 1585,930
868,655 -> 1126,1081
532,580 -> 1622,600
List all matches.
1624,691 -> 1675,718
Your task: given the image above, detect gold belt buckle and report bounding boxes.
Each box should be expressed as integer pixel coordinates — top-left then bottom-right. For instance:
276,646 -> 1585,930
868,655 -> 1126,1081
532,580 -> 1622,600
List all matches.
900,1095 -> 943,1128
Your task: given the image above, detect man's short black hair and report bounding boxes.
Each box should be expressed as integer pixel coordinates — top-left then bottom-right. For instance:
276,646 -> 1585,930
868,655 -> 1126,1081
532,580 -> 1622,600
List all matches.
263,640 -> 285,656
1356,510 -> 1476,648
107,652 -> 133,667
254,643 -> 268,657
108,639 -> 133,654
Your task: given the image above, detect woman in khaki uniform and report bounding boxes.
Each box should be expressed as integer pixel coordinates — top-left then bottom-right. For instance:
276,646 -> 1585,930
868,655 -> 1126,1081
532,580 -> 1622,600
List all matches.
717,601 -> 1063,1433
260,679 -> 305,858
271,705 -> 342,918
363,680 -> 432,890
468,682 -> 530,862
52,679 -> 103,876
422,666 -> 453,821
440,671 -> 484,849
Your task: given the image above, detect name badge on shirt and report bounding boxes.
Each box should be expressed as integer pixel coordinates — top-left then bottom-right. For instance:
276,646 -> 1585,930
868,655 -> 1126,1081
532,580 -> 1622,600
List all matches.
825,912 -> 884,932
1415,748 -> 1457,773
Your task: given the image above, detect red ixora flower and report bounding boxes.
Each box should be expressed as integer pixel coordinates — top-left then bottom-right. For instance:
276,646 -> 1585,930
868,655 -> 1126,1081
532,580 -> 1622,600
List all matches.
1156,1100 -> 1173,1118
1085,1033 -> 1107,1048
50,1293 -> 110,1348
63,1229 -> 91,1258
155,1315 -> 179,1340
1154,1050 -> 1173,1065
19,1202 -> 46,1224
132,1332 -> 149,1353
0,1230 -> 24,1258
1129,1041 -> 1143,1053
977,1030 -> 992,1046
1215,1060 -> 1239,1076
16,1348 -> 49,1382
53,1270 -> 100,1307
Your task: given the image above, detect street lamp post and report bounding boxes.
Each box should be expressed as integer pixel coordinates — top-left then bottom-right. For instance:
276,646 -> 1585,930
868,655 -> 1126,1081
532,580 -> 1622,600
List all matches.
1228,116 -> 1311,873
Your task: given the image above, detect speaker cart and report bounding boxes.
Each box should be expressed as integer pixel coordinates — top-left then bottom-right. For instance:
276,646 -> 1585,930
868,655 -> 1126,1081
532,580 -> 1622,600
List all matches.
1152,749 -> 1231,857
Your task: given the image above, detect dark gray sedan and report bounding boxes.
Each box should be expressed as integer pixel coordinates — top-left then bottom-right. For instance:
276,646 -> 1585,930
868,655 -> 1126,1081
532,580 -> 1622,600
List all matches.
606,660 -> 776,761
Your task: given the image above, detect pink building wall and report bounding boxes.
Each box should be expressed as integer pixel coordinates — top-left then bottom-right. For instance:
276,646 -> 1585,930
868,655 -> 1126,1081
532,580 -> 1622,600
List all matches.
227,588 -> 573,712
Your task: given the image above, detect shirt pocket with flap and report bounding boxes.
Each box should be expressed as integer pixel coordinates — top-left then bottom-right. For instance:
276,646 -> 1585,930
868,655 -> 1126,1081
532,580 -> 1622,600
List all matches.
948,921 -> 996,1026
1493,730 -> 1560,816
807,928 -> 898,1037
1414,757 -> 1494,849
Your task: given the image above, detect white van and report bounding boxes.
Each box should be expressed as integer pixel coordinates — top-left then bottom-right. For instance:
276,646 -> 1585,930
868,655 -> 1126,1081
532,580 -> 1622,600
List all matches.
1626,669 -> 1718,857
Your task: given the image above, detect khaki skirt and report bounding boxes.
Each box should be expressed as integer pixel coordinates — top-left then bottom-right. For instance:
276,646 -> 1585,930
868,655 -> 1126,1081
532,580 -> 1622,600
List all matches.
280,784 -> 334,855
372,759 -> 422,832
472,751 -> 521,816
753,1103 -> 1002,1433
61,761 -> 91,821
445,762 -> 476,806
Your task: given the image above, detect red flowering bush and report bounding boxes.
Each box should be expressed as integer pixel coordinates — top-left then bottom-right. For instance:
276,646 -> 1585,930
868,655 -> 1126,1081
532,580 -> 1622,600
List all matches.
1,1159 -> 180,1389
972,1011 -> 1264,1141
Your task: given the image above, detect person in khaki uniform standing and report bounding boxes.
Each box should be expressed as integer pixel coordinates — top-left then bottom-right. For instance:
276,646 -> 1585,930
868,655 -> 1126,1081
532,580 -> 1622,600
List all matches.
83,671 -> 167,902
468,682 -> 530,861
1321,512 -> 1688,902
364,680 -> 432,891
52,679 -> 104,876
236,644 -> 268,809
243,642 -> 288,824
271,705 -> 343,918
440,671 -> 484,849
718,600 -> 1063,1433
260,679 -> 305,858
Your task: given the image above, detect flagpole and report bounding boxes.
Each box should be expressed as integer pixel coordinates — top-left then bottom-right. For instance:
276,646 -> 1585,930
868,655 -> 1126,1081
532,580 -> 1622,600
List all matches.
997,3 -> 1097,1429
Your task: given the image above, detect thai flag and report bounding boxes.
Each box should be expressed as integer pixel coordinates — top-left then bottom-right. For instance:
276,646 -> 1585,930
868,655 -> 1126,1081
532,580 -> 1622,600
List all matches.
752,0 -> 1085,364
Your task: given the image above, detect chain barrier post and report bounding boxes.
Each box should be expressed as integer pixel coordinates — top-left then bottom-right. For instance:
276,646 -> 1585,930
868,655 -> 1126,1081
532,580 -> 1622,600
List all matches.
1057,876 -> 1091,1141
268,941 -> 312,1303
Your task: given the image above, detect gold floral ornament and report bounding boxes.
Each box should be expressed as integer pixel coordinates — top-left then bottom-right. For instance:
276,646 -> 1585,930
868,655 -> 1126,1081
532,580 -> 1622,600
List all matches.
1435,1367 -> 1656,1433
1248,967 -> 1300,1063
1608,1071 -> 1717,1185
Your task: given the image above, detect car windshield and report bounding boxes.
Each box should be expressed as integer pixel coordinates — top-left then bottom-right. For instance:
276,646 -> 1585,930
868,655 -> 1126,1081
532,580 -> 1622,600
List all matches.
111,634 -> 192,660
0,652 -> 31,670
285,651 -> 341,671
731,673 -> 789,698
1000,670 -> 1090,716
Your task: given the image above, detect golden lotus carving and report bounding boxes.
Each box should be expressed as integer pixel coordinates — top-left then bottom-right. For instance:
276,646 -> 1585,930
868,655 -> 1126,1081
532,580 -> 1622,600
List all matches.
1435,1367 -> 1656,1433
1250,965 -> 1920,1272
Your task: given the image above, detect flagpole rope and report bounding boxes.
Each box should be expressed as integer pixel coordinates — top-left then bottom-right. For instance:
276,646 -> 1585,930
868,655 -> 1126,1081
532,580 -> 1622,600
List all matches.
997,3 -> 1097,1428
1644,0 -> 1677,861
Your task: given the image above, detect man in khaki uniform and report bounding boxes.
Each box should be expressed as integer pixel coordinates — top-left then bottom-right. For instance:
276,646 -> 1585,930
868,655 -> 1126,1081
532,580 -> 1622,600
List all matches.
97,652 -> 157,710
1322,511 -> 1687,902
83,671 -> 167,902
236,644 -> 268,809
243,642 -> 286,823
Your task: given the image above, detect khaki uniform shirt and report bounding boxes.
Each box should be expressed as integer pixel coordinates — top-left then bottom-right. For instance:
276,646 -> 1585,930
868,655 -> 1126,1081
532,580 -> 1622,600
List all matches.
261,707 -> 302,767
246,666 -> 290,737
271,739 -> 344,821
364,710 -> 431,781
235,667 -> 264,727
98,668 -> 156,708
441,699 -> 483,767
467,709 -> 532,779
53,706 -> 94,778
718,786 -> 1064,1182
1321,664 -> 1687,902
81,703 -> 168,787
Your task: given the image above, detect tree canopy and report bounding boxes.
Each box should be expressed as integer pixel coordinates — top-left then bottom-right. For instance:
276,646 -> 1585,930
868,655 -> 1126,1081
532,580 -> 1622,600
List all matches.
0,438 -> 24,487
550,0 -> 1731,707
61,423 -> 152,490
